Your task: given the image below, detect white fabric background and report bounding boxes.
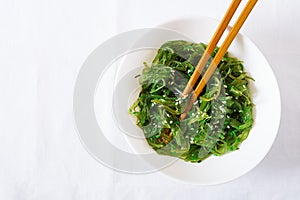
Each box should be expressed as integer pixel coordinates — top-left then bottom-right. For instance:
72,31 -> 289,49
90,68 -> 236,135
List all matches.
0,0 -> 299,199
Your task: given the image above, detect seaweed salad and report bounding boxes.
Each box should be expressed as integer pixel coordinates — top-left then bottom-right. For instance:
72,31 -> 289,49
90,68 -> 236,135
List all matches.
129,40 -> 254,163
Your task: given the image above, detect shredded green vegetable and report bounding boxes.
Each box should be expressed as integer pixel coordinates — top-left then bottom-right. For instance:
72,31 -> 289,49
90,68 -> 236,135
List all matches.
129,40 -> 254,163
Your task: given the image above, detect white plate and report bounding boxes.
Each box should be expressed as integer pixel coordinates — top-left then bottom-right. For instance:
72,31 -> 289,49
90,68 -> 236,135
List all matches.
92,17 -> 281,185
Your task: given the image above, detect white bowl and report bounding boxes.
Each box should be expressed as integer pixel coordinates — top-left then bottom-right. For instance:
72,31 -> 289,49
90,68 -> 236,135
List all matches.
91,17 -> 281,185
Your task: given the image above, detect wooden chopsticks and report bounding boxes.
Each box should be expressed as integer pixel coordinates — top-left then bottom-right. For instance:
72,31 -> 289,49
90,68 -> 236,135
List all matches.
180,0 -> 258,120
182,0 -> 242,96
